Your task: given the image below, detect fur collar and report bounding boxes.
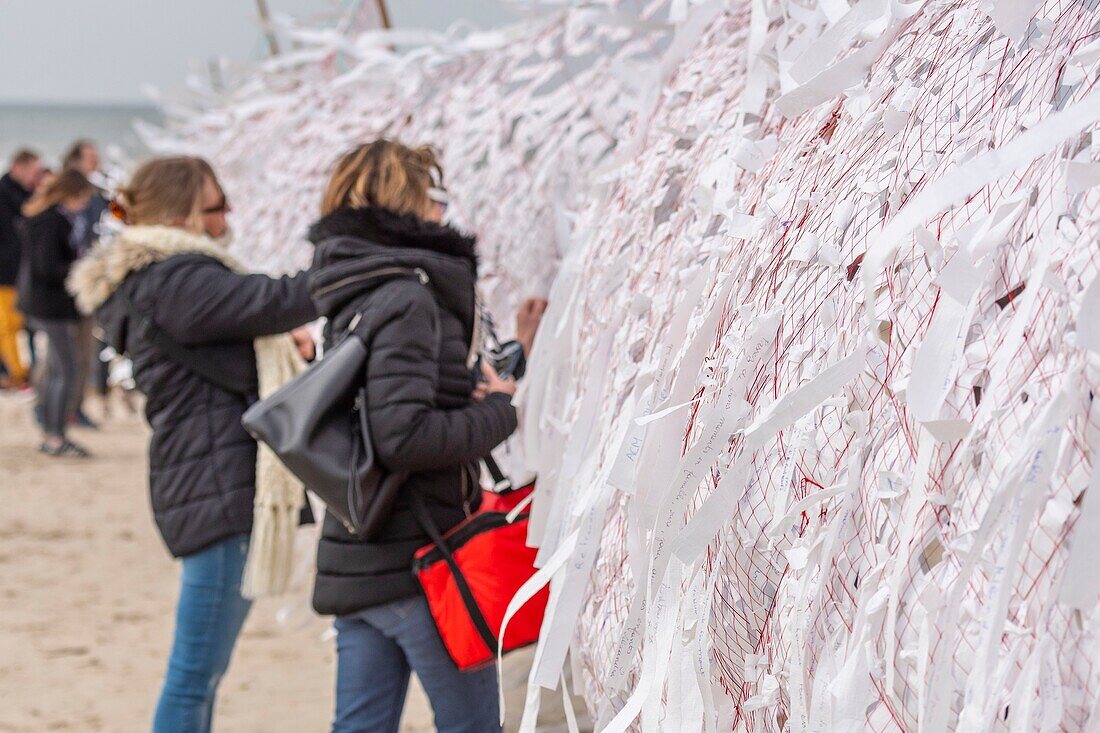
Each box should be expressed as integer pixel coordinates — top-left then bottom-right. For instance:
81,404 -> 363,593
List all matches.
307,206 -> 477,266
67,225 -> 243,315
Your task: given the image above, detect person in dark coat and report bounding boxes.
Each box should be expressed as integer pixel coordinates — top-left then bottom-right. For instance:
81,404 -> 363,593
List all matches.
62,139 -> 110,257
67,156 -> 317,733
0,149 -> 43,388
17,169 -> 96,456
61,139 -> 110,426
309,140 -> 518,733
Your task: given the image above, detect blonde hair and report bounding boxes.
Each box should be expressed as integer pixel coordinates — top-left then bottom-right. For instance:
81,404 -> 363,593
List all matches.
22,169 -> 94,218
116,156 -> 215,230
321,140 -> 441,219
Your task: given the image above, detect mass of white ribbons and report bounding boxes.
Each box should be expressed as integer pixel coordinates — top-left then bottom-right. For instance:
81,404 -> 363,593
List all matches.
148,1 -> 1100,729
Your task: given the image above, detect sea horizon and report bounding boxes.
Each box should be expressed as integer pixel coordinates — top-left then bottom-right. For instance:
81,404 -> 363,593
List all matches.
0,101 -> 164,171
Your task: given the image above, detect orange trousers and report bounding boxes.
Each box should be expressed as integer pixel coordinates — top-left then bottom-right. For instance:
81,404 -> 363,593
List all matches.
0,286 -> 28,385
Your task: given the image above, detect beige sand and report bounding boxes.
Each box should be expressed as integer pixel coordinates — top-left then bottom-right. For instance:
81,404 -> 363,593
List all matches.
0,391 -> 587,732
0,390 -> 434,733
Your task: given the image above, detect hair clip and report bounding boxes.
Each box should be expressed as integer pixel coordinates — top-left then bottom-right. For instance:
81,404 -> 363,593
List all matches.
108,199 -> 130,224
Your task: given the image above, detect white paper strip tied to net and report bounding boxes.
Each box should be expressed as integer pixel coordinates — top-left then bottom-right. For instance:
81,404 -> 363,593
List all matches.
145,0 -> 1100,729
141,9 -> 665,334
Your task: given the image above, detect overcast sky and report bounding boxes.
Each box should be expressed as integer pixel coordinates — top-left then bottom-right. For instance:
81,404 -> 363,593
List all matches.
0,1 -> 514,106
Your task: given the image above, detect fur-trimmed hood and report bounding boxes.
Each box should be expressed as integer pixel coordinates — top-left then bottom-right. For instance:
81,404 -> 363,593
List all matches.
308,206 -> 479,330
68,225 -> 242,315
307,206 -> 477,266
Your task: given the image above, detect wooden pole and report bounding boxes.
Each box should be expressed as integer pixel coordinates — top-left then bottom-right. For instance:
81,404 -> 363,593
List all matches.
207,58 -> 225,93
254,0 -> 281,56
375,0 -> 392,29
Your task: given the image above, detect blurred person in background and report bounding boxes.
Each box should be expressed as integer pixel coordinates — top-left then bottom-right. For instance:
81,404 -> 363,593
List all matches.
22,169 -> 54,375
0,149 -> 44,389
62,139 -> 109,256
17,169 -> 96,456
67,156 -> 317,733
62,140 -> 101,177
61,139 -> 110,427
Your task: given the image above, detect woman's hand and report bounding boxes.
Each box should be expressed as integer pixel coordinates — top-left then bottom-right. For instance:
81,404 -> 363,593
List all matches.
473,361 -> 516,401
516,297 -> 548,355
291,327 -> 315,362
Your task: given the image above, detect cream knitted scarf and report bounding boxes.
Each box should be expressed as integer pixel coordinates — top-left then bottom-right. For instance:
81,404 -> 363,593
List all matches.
68,225 -> 305,597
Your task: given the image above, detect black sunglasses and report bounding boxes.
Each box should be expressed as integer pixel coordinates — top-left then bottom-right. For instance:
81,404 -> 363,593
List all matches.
203,196 -> 231,215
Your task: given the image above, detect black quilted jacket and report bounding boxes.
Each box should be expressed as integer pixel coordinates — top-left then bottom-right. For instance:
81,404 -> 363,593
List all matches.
307,206 -> 518,615
78,241 -> 317,557
0,173 -> 32,286
16,207 -> 80,320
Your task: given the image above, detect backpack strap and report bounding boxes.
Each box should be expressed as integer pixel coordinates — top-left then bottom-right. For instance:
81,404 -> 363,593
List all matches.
408,491 -> 499,656
483,454 -> 513,492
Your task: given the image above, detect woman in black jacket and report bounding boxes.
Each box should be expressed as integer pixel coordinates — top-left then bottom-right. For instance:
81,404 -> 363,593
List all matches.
309,140 -> 518,733
17,169 -> 96,456
67,156 -> 317,733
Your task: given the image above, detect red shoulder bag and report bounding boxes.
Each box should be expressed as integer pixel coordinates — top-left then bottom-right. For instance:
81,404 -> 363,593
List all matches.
410,460 -> 547,671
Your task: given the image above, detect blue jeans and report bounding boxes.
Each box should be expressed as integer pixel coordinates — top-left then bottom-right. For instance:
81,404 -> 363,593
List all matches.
153,535 -> 252,733
333,596 -> 501,733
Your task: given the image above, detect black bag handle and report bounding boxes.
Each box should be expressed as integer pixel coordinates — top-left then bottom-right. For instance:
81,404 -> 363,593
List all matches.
409,491 -> 499,656
346,387 -> 384,537
347,395 -> 365,533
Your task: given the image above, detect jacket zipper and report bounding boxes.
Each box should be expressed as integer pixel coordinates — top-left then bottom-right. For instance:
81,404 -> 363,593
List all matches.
314,266 -> 429,300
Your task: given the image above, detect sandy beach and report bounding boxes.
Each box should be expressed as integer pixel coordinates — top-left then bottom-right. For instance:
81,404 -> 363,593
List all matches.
0,389 -> 586,732
0,390 -> 435,732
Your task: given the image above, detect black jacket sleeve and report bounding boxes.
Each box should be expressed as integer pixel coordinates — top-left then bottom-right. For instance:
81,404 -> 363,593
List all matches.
24,213 -> 74,285
364,282 -> 518,473
152,256 -> 318,345
0,185 -> 23,279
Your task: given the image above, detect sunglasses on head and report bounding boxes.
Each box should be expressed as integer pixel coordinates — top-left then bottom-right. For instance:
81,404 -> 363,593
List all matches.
428,186 -> 449,213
